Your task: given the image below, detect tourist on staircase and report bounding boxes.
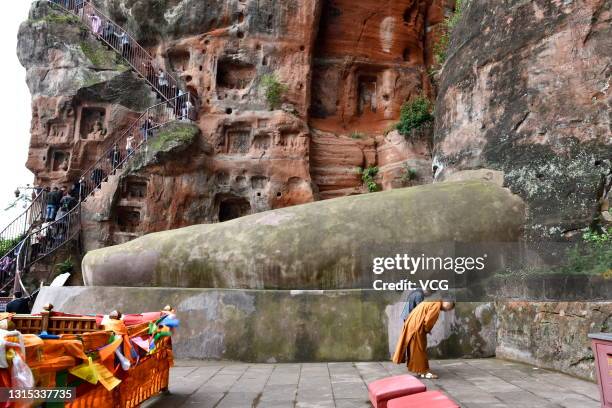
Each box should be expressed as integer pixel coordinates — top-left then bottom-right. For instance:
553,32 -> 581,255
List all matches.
126,134 -> 135,158
182,97 -> 194,121
69,181 -> 81,201
39,219 -> 54,256
157,70 -> 169,98
45,187 -> 62,221
109,143 -> 122,171
140,118 -> 153,142
88,12 -> 102,36
113,29 -> 131,59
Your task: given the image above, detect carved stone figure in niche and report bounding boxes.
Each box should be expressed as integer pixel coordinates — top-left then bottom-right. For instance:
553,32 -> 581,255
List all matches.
88,120 -> 107,140
358,75 -> 377,115
273,132 -> 284,146
50,125 -> 64,139
51,150 -> 69,172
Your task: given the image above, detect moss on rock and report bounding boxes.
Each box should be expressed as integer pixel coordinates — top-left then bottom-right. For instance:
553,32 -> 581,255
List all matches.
149,122 -> 200,152
82,181 -> 526,289
79,41 -> 122,70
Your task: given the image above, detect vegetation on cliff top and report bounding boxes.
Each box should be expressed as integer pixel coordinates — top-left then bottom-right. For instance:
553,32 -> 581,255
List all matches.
29,12 -> 81,26
433,0 -> 466,67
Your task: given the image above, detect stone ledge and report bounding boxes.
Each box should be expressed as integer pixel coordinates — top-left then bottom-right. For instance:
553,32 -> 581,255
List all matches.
33,286 -> 495,363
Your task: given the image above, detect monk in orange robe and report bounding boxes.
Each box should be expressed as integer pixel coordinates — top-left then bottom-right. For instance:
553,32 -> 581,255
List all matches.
392,300 -> 455,379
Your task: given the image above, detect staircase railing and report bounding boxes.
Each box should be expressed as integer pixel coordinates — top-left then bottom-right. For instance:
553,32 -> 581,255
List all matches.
0,190 -> 47,252
0,1 -> 200,292
6,93 -> 193,277
79,93 -> 195,200
47,0 -> 189,104
17,204 -> 81,271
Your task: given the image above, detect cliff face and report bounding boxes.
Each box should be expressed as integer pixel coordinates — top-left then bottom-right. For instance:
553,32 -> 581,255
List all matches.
434,0 -> 612,241
18,3 -> 157,188
18,0 -> 610,250
18,0 -> 446,250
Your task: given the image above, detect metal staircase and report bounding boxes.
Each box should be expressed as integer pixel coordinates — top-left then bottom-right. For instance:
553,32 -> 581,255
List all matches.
0,0 -> 197,294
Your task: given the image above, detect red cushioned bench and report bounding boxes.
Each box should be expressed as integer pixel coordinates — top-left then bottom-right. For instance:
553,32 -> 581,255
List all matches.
387,390 -> 460,408
368,375 -> 427,408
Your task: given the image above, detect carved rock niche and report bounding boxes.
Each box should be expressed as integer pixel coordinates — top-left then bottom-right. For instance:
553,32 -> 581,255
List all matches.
49,149 -> 70,172
116,206 -> 141,233
216,58 -> 256,92
121,176 -> 148,200
168,49 -> 191,72
357,73 -> 379,116
225,126 -> 252,154
47,122 -> 70,141
217,195 -> 251,222
79,106 -> 107,140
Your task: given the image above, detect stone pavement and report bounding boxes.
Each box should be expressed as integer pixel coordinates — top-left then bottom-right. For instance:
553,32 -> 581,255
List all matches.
143,359 -> 600,408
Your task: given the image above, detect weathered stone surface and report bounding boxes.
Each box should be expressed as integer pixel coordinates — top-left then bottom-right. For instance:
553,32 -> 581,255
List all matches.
496,301 -> 612,380
309,0 -> 449,197
31,287 -> 612,380
32,286 -> 495,362
488,274 -> 612,301
82,181 -> 525,289
18,0 -> 456,255
18,2 -> 156,190
434,0 -> 612,241
442,169 -> 505,187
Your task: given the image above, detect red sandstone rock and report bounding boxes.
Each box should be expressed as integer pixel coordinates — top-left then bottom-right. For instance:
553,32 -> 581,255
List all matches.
18,0 -> 445,252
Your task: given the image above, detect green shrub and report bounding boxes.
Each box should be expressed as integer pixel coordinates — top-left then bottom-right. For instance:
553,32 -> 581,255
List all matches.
359,166 -> 380,192
397,96 -> 434,136
260,74 -> 288,110
433,32 -> 450,66
55,257 -> 75,275
0,237 -> 23,258
583,228 -> 611,246
350,131 -> 366,139
561,239 -> 611,277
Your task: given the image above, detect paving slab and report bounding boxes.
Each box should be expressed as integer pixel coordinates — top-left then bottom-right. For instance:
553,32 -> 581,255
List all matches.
142,359 -> 600,407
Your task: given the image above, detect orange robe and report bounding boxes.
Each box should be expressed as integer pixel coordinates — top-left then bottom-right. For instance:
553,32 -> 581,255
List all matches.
392,301 -> 441,374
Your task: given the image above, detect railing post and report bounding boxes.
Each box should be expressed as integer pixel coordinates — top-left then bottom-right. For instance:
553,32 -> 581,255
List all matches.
41,303 -> 54,333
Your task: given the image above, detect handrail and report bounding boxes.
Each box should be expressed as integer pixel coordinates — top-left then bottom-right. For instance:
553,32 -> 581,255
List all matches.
46,0 -> 191,104
9,94 -> 194,282
17,203 -> 81,271
0,190 -> 47,248
78,93 -> 195,200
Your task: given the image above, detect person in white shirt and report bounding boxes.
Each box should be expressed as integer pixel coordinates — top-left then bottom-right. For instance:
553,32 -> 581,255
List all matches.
126,135 -> 135,157
157,70 -> 169,96
89,14 -> 102,35
182,99 -> 194,120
